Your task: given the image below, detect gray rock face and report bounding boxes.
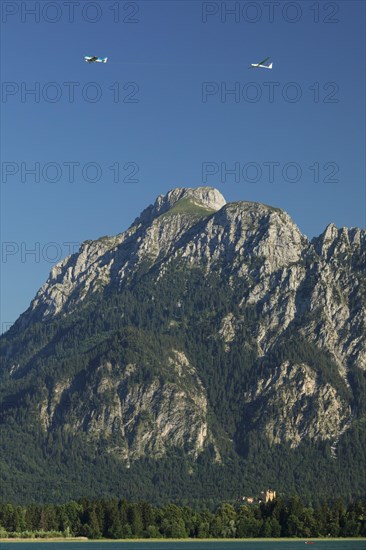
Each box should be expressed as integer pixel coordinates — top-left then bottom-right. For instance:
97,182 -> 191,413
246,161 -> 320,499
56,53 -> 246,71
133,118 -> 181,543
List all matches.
39,351 -> 216,465
244,361 -> 350,448
178,201 -> 305,275
7,187 -> 366,458
18,187 -> 226,325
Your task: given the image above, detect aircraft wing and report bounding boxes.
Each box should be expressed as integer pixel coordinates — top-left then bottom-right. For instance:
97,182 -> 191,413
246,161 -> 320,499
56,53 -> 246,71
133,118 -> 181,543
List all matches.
258,56 -> 270,65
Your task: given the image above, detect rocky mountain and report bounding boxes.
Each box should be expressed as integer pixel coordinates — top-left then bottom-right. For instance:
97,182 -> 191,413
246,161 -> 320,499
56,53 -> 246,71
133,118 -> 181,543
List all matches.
1,187 -> 365,505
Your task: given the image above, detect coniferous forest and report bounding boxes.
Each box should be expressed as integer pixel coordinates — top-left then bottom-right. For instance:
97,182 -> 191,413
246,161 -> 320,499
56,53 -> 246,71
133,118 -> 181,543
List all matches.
0,496 -> 365,539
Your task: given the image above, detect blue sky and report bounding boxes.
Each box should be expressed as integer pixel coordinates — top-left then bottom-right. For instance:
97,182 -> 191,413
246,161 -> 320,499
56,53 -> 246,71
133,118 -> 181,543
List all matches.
1,0 -> 365,326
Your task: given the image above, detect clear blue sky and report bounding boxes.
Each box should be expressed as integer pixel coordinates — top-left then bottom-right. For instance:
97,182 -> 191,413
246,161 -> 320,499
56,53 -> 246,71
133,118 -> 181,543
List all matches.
1,0 -> 365,327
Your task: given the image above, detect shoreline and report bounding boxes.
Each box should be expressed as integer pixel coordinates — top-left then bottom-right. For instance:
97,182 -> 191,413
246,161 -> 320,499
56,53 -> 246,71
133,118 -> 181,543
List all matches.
0,537 -> 365,543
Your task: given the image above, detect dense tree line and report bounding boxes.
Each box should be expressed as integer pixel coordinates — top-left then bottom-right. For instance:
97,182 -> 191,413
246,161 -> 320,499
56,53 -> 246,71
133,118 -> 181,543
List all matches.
0,497 -> 365,539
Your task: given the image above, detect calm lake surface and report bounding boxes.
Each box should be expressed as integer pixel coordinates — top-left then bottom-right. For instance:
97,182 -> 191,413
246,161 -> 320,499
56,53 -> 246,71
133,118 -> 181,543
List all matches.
0,542 -> 365,550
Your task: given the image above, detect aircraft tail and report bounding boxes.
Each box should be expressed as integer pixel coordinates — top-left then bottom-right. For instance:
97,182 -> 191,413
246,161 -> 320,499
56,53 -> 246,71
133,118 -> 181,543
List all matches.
268,62 -> 273,69
103,57 -> 108,63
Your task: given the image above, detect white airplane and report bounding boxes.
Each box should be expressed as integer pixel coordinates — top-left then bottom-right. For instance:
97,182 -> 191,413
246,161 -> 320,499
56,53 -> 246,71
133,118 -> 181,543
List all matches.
84,56 -> 108,64
249,56 -> 273,69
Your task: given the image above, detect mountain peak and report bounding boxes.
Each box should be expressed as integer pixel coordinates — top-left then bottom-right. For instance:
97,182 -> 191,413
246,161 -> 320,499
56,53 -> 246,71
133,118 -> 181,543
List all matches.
135,187 -> 226,225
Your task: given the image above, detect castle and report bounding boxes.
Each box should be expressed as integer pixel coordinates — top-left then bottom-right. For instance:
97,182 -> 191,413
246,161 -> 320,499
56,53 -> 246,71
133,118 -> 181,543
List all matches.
242,489 -> 276,504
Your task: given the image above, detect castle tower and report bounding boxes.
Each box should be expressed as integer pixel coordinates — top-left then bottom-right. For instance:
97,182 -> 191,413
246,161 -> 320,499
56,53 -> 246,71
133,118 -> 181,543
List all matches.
265,490 -> 276,502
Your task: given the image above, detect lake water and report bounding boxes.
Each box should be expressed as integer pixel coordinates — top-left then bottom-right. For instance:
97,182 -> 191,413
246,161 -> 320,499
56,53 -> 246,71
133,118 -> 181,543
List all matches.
0,541 -> 365,550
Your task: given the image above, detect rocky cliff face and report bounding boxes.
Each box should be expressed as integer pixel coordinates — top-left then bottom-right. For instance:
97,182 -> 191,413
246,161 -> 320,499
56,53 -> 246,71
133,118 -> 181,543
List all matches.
38,350 -> 217,466
243,361 -> 351,448
17,187 -> 226,325
1,186 -> 365,501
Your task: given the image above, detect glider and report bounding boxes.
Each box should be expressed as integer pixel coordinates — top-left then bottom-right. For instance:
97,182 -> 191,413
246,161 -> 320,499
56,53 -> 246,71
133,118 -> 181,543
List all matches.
249,57 -> 273,69
84,56 -> 108,64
